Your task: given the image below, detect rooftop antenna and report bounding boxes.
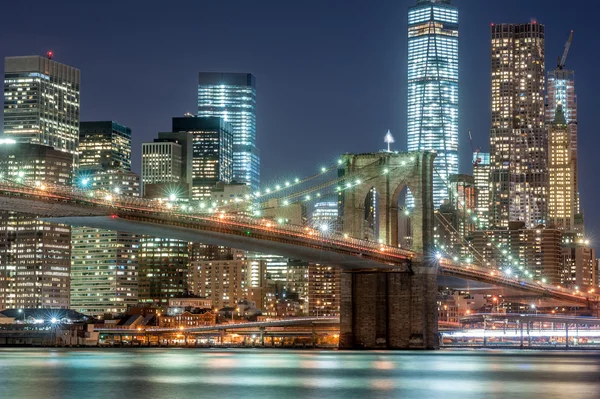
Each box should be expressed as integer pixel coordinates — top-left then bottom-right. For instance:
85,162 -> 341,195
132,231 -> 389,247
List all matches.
384,130 -> 395,152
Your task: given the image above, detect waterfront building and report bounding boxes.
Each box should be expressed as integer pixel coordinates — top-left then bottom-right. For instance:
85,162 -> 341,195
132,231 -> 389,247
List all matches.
3,55 -> 80,164
158,311 -> 216,328
407,0 -> 459,208
79,121 -> 132,171
308,264 -> 340,317
70,229 -> 139,316
138,238 -> 189,305
188,259 -> 251,309
489,22 -> 547,228
0,214 -> 71,309
197,72 -> 259,190
0,142 -> 73,309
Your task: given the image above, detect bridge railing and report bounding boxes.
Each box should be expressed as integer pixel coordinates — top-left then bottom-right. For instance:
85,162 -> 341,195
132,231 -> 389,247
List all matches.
0,178 -> 416,262
1,178 -> 598,303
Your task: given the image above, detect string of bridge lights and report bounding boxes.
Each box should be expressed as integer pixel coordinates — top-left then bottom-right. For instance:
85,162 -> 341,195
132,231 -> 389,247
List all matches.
430,168 -> 562,290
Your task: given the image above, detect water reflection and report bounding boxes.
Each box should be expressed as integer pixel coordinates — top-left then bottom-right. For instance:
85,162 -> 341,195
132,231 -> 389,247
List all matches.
0,349 -> 599,399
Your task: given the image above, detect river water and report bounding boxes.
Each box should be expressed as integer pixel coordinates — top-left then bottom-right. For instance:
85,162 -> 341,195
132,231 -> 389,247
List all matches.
0,349 -> 599,398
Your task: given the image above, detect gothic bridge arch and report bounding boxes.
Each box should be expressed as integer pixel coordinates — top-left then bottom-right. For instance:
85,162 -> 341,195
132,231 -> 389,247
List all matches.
339,151 -> 436,256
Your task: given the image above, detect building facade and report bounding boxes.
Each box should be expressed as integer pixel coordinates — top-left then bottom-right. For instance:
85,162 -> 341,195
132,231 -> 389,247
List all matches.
547,66 -> 578,216
141,139 -> 187,198
70,228 -> 139,316
0,215 -> 71,309
79,121 -> 132,171
188,259 -> 250,309
471,223 -> 563,285
311,201 -> 339,231
171,116 -> 233,200
407,0 -> 459,208
473,152 -> 490,229
561,244 -> 596,290
489,23 -> 547,228
138,238 -> 189,305
0,141 -> 73,185
0,142 -> 73,309
548,105 -> 576,231
197,72 -> 259,190
308,264 -> 340,317
3,55 -> 80,163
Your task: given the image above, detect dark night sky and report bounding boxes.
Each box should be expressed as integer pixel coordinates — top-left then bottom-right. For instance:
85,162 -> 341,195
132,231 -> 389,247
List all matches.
2,0 -> 599,237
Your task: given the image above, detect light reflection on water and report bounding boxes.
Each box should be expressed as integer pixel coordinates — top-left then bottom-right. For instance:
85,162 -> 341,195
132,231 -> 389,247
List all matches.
0,349 -> 599,399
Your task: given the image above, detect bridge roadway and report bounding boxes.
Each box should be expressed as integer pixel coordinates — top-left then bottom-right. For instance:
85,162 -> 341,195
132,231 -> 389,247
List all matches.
0,180 -> 595,306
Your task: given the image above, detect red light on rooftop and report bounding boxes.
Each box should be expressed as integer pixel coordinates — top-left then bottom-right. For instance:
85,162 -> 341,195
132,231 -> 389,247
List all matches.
491,23 -> 494,26
46,51 -> 53,60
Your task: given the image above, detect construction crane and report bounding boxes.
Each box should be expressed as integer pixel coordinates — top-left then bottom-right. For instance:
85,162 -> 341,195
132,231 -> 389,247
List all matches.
557,30 -> 573,70
468,129 -> 481,166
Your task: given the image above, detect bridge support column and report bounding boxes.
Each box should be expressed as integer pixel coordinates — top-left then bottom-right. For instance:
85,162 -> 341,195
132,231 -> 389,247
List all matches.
339,266 -> 438,350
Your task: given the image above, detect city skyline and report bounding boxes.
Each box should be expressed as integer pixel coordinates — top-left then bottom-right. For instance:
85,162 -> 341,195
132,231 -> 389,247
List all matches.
0,1 -> 598,231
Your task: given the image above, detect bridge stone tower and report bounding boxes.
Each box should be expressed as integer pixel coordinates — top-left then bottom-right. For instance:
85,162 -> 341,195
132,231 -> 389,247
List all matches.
339,151 -> 435,254
338,151 -> 438,349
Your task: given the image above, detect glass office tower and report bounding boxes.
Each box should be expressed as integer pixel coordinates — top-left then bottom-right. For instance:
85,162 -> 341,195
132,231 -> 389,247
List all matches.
407,0 -> 458,208
197,73 -> 259,191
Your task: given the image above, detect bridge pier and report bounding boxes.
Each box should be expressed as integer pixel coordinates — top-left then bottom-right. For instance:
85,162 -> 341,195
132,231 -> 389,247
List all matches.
339,266 -> 438,350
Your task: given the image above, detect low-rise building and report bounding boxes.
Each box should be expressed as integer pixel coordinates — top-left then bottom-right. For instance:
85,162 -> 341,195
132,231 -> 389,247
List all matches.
158,311 -> 216,328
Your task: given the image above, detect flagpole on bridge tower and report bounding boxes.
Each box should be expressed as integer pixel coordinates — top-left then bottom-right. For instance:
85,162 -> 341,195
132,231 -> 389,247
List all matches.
384,130 -> 395,152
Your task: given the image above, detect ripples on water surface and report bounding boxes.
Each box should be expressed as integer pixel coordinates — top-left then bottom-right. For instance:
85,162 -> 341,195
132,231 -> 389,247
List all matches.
0,349 -> 599,399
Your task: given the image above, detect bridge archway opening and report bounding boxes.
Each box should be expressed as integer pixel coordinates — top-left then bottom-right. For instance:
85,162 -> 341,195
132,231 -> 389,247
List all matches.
395,186 -> 413,251
339,151 -> 435,255
362,186 -> 380,242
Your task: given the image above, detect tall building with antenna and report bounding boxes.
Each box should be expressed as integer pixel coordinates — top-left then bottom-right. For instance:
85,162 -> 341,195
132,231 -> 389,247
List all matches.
407,0 -> 459,209
489,22 -> 547,228
546,31 -> 581,229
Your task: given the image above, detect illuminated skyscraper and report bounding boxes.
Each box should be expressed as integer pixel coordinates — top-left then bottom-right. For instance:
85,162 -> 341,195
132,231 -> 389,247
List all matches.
489,23 -> 547,228
547,43 -> 579,221
72,127 -> 140,317
548,105 -> 576,231
197,73 -> 259,190
473,152 -> 490,229
0,143 -> 73,309
79,121 -> 132,171
172,116 -> 233,200
407,0 -> 459,208
3,55 -> 80,164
